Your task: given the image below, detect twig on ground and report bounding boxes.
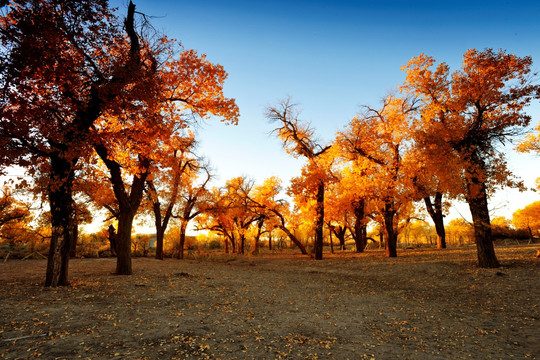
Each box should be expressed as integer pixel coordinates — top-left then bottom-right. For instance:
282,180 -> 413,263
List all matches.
2,333 -> 48,342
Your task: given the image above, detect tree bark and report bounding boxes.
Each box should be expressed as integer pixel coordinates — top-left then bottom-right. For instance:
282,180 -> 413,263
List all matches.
279,226 -> 308,254
328,227 -> 334,254
95,145 -> 150,275
330,225 -> 347,251
116,210 -> 136,274
177,220 -> 188,259
314,181 -> 325,260
466,178 -> 500,268
352,199 -> 367,252
70,217 -> 78,258
252,218 -> 264,255
424,192 -> 446,249
155,226 -> 165,260
383,202 -> 398,257
45,154 -> 75,287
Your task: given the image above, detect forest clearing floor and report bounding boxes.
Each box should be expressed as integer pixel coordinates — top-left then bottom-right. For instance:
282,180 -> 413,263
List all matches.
0,245 -> 539,359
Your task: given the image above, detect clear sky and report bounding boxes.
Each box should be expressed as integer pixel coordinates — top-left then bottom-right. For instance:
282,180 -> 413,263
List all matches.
109,0 -> 540,221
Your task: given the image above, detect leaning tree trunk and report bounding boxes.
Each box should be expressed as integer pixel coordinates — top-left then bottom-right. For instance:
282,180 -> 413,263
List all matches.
383,202 -> 398,257
45,154 -> 76,287
466,178 -> 500,268
424,192 -> 446,249
279,226 -> 308,254
314,181 -> 325,260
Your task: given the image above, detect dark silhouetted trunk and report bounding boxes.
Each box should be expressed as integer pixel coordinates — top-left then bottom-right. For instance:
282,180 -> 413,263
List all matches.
70,217 -> 78,258
424,192 -> 446,249
155,227 -> 165,260
230,233 -> 236,253
383,201 -> 397,257
239,233 -> 246,254
224,236 -> 229,253
328,227 -> 334,253
177,220 -> 188,259
252,217 -> 264,255
116,210 -> 136,274
352,199 -> 367,252
95,144 -> 150,275
45,154 -> 75,287
314,181 -> 325,260
330,225 -> 347,251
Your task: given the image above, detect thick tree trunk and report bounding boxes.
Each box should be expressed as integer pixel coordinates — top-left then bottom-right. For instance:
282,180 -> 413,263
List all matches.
466,180 -> 500,268
383,202 -> 398,257
424,192 -> 446,249
155,227 -> 165,260
314,181 -> 325,260
353,199 -> 367,252
45,155 -> 75,287
95,145 -> 150,275
116,210 -> 136,275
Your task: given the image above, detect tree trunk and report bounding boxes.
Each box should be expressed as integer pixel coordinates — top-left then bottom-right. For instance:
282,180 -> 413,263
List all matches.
177,221 -> 188,259
70,217 -> 78,258
279,226 -> 308,255
352,199 -> 367,252
424,192 -> 446,249
155,226 -> 165,260
336,226 -> 346,251
252,218 -> 264,255
116,210 -> 136,275
328,227 -> 334,254
45,154 -> 75,287
95,145 -> 150,275
230,233 -> 236,253
152,193 -> 164,259
314,181 -> 325,260
239,233 -> 246,254
383,202 -> 398,257
268,231 -> 273,250
466,180 -> 500,268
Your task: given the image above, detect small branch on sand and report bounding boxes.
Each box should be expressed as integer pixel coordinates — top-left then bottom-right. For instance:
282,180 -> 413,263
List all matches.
2,333 -> 48,342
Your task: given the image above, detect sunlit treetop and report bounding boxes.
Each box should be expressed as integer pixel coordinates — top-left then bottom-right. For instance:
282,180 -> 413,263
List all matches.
401,48 -> 540,195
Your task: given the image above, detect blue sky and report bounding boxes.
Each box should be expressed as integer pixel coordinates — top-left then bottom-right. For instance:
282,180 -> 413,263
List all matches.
110,0 -> 540,221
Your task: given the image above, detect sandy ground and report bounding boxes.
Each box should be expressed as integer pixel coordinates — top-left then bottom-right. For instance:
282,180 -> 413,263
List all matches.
0,245 -> 539,359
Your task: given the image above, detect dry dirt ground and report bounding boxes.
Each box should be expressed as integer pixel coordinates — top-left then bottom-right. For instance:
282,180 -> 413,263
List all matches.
0,245 -> 539,360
